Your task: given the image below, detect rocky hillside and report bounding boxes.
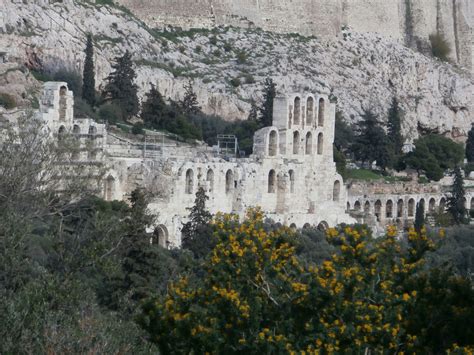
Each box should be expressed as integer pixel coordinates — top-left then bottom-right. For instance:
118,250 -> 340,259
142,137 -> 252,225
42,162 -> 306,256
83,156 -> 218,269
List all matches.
0,0 -> 473,142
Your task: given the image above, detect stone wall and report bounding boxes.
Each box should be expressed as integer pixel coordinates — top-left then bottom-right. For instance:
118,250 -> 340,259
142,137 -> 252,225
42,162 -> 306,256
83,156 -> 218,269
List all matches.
116,0 -> 473,72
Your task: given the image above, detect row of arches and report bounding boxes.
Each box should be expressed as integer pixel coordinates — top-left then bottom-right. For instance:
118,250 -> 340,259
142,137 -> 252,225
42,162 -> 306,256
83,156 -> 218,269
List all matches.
185,168 -> 235,195
290,96 -> 326,127
58,124 -> 100,161
267,130 -> 324,157
347,196 -> 474,222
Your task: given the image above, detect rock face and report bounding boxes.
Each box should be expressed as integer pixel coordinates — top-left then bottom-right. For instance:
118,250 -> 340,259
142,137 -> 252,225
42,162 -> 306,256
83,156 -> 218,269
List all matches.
0,0 -> 473,143
116,0 -> 474,73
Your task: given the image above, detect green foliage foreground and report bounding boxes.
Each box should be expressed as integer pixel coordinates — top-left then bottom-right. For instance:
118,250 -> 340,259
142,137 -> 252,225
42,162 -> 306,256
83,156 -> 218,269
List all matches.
140,211 -> 474,354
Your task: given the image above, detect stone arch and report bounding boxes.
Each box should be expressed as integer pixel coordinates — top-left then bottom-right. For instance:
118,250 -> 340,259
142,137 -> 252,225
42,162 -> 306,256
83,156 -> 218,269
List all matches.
306,97 -> 314,125
439,197 -> 446,212
317,133 -> 323,155
225,169 -> 234,194
294,97 -> 301,125
58,125 -> 66,140
289,169 -> 295,193
333,180 -> 341,202
207,169 -> 214,193
375,200 -> 382,221
290,223 -> 297,230
293,131 -> 300,155
386,200 -> 393,218
419,198 -> 426,209
185,169 -> 194,194
317,221 -> 329,231
429,198 -> 436,213
59,86 -> 67,122
303,223 -> 311,229
408,198 -> 415,217
354,201 -> 361,211
268,169 -> 276,193
268,130 -> 278,156
364,201 -> 371,213
104,175 -> 115,201
318,98 -> 325,126
73,124 -> 81,135
397,199 -> 404,218
305,132 -> 312,155
153,224 -> 169,248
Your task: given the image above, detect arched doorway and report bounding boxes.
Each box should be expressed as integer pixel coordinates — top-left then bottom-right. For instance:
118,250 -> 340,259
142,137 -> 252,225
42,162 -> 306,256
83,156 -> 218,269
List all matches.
153,224 -> 169,248
318,98 -> 325,126
305,132 -> 312,155
317,133 -> 323,155
268,130 -> 278,156
294,97 -> 301,125
306,97 -> 314,125
408,198 -> 415,217
333,181 -> 341,202
397,199 -> 404,218
225,169 -> 234,194
185,169 -> 194,195
386,200 -> 393,218
104,175 -> 115,201
268,170 -> 276,193
206,169 -> 214,193
293,131 -> 300,155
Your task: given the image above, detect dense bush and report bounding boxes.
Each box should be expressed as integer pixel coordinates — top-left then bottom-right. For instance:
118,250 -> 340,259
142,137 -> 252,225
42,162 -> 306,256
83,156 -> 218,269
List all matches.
429,33 -> 451,62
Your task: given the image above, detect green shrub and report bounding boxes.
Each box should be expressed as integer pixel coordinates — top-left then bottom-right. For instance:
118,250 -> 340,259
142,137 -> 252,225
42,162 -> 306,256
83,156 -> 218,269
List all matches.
132,123 -> 145,135
194,45 -> 202,53
230,77 -> 241,87
98,103 -> 123,123
236,50 -> 248,64
0,93 -> 17,109
30,69 -> 54,82
429,33 -> 451,62
223,42 -> 232,52
209,36 -> 218,46
213,49 -> 221,57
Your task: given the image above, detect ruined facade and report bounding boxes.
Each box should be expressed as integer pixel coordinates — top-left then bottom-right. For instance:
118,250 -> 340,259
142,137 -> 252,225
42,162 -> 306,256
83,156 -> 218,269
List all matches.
36,82 -> 474,247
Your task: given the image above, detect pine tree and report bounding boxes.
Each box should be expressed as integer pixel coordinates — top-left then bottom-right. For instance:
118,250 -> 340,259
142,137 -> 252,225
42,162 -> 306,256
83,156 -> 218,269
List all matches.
180,80 -> 201,115
181,186 -> 213,258
447,167 -> 468,224
258,77 -> 277,127
466,124 -> 474,163
387,97 -> 404,155
102,50 -> 139,121
353,109 -> 390,169
141,84 -> 167,129
82,34 -> 96,106
414,201 -> 425,233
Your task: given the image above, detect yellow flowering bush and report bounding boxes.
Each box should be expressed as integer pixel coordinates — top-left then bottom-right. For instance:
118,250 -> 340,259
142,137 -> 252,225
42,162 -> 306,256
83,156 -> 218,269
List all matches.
140,211 -> 474,354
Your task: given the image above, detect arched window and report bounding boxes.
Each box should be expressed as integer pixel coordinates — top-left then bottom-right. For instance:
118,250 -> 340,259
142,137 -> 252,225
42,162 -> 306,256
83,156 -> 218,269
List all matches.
293,131 -> 300,155
439,197 -> 446,212
59,86 -> 67,122
397,199 -> 404,218
225,169 -> 234,194
185,169 -> 194,195
207,169 -> 214,193
104,175 -> 115,201
73,124 -> 81,136
419,198 -> 425,210
268,170 -> 276,193
333,181 -> 341,202
289,169 -> 295,193
429,198 -> 436,212
317,221 -> 329,231
58,125 -> 66,141
318,98 -> 325,126
408,198 -> 415,217
303,223 -> 311,230
268,130 -> 278,156
386,200 -> 393,218
317,133 -> 323,155
294,97 -> 301,125
305,132 -> 312,155
364,201 -> 371,213
471,198 -> 474,211
375,200 -> 382,221
152,225 -> 169,248
306,97 -> 314,125
290,223 -> 297,230
354,201 -> 361,211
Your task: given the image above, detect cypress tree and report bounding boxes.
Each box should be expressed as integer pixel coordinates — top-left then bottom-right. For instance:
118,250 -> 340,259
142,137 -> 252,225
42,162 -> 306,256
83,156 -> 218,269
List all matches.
247,98 -> 258,121
387,97 -> 404,155
181,187 -> 213,259
466,124 -> 474,163
82,34 -> 96,106
414,201 -> 425,233
141,84 -> 167,129
258,77 -> 277,127
447,167 -> 468,224
102,50 -> 139,121
180,80 -> 201,115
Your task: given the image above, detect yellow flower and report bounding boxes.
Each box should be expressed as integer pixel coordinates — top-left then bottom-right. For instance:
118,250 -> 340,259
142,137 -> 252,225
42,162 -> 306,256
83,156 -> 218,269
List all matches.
402,293 -> 410,301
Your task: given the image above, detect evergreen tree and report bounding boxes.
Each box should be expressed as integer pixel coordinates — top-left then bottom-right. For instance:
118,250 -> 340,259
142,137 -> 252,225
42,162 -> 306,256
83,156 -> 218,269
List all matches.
180,80 -> 201,115
82,34 -> 96,106
353,109 -> 391,169
258,77 -> 276,127
387,97 -> 404,155
247,98 -> 258,121
181,187 -> 213,259
447,167 -> 468,224
102,50 -> 139,121
141,84 -> 167,129
414,201 -> 425,233
466,124 -> 474,163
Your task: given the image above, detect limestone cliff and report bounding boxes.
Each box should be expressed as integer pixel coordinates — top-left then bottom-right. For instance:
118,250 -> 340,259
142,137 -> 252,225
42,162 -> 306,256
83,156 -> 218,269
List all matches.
115,0 -> 473,73
0,0 -> 473,143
